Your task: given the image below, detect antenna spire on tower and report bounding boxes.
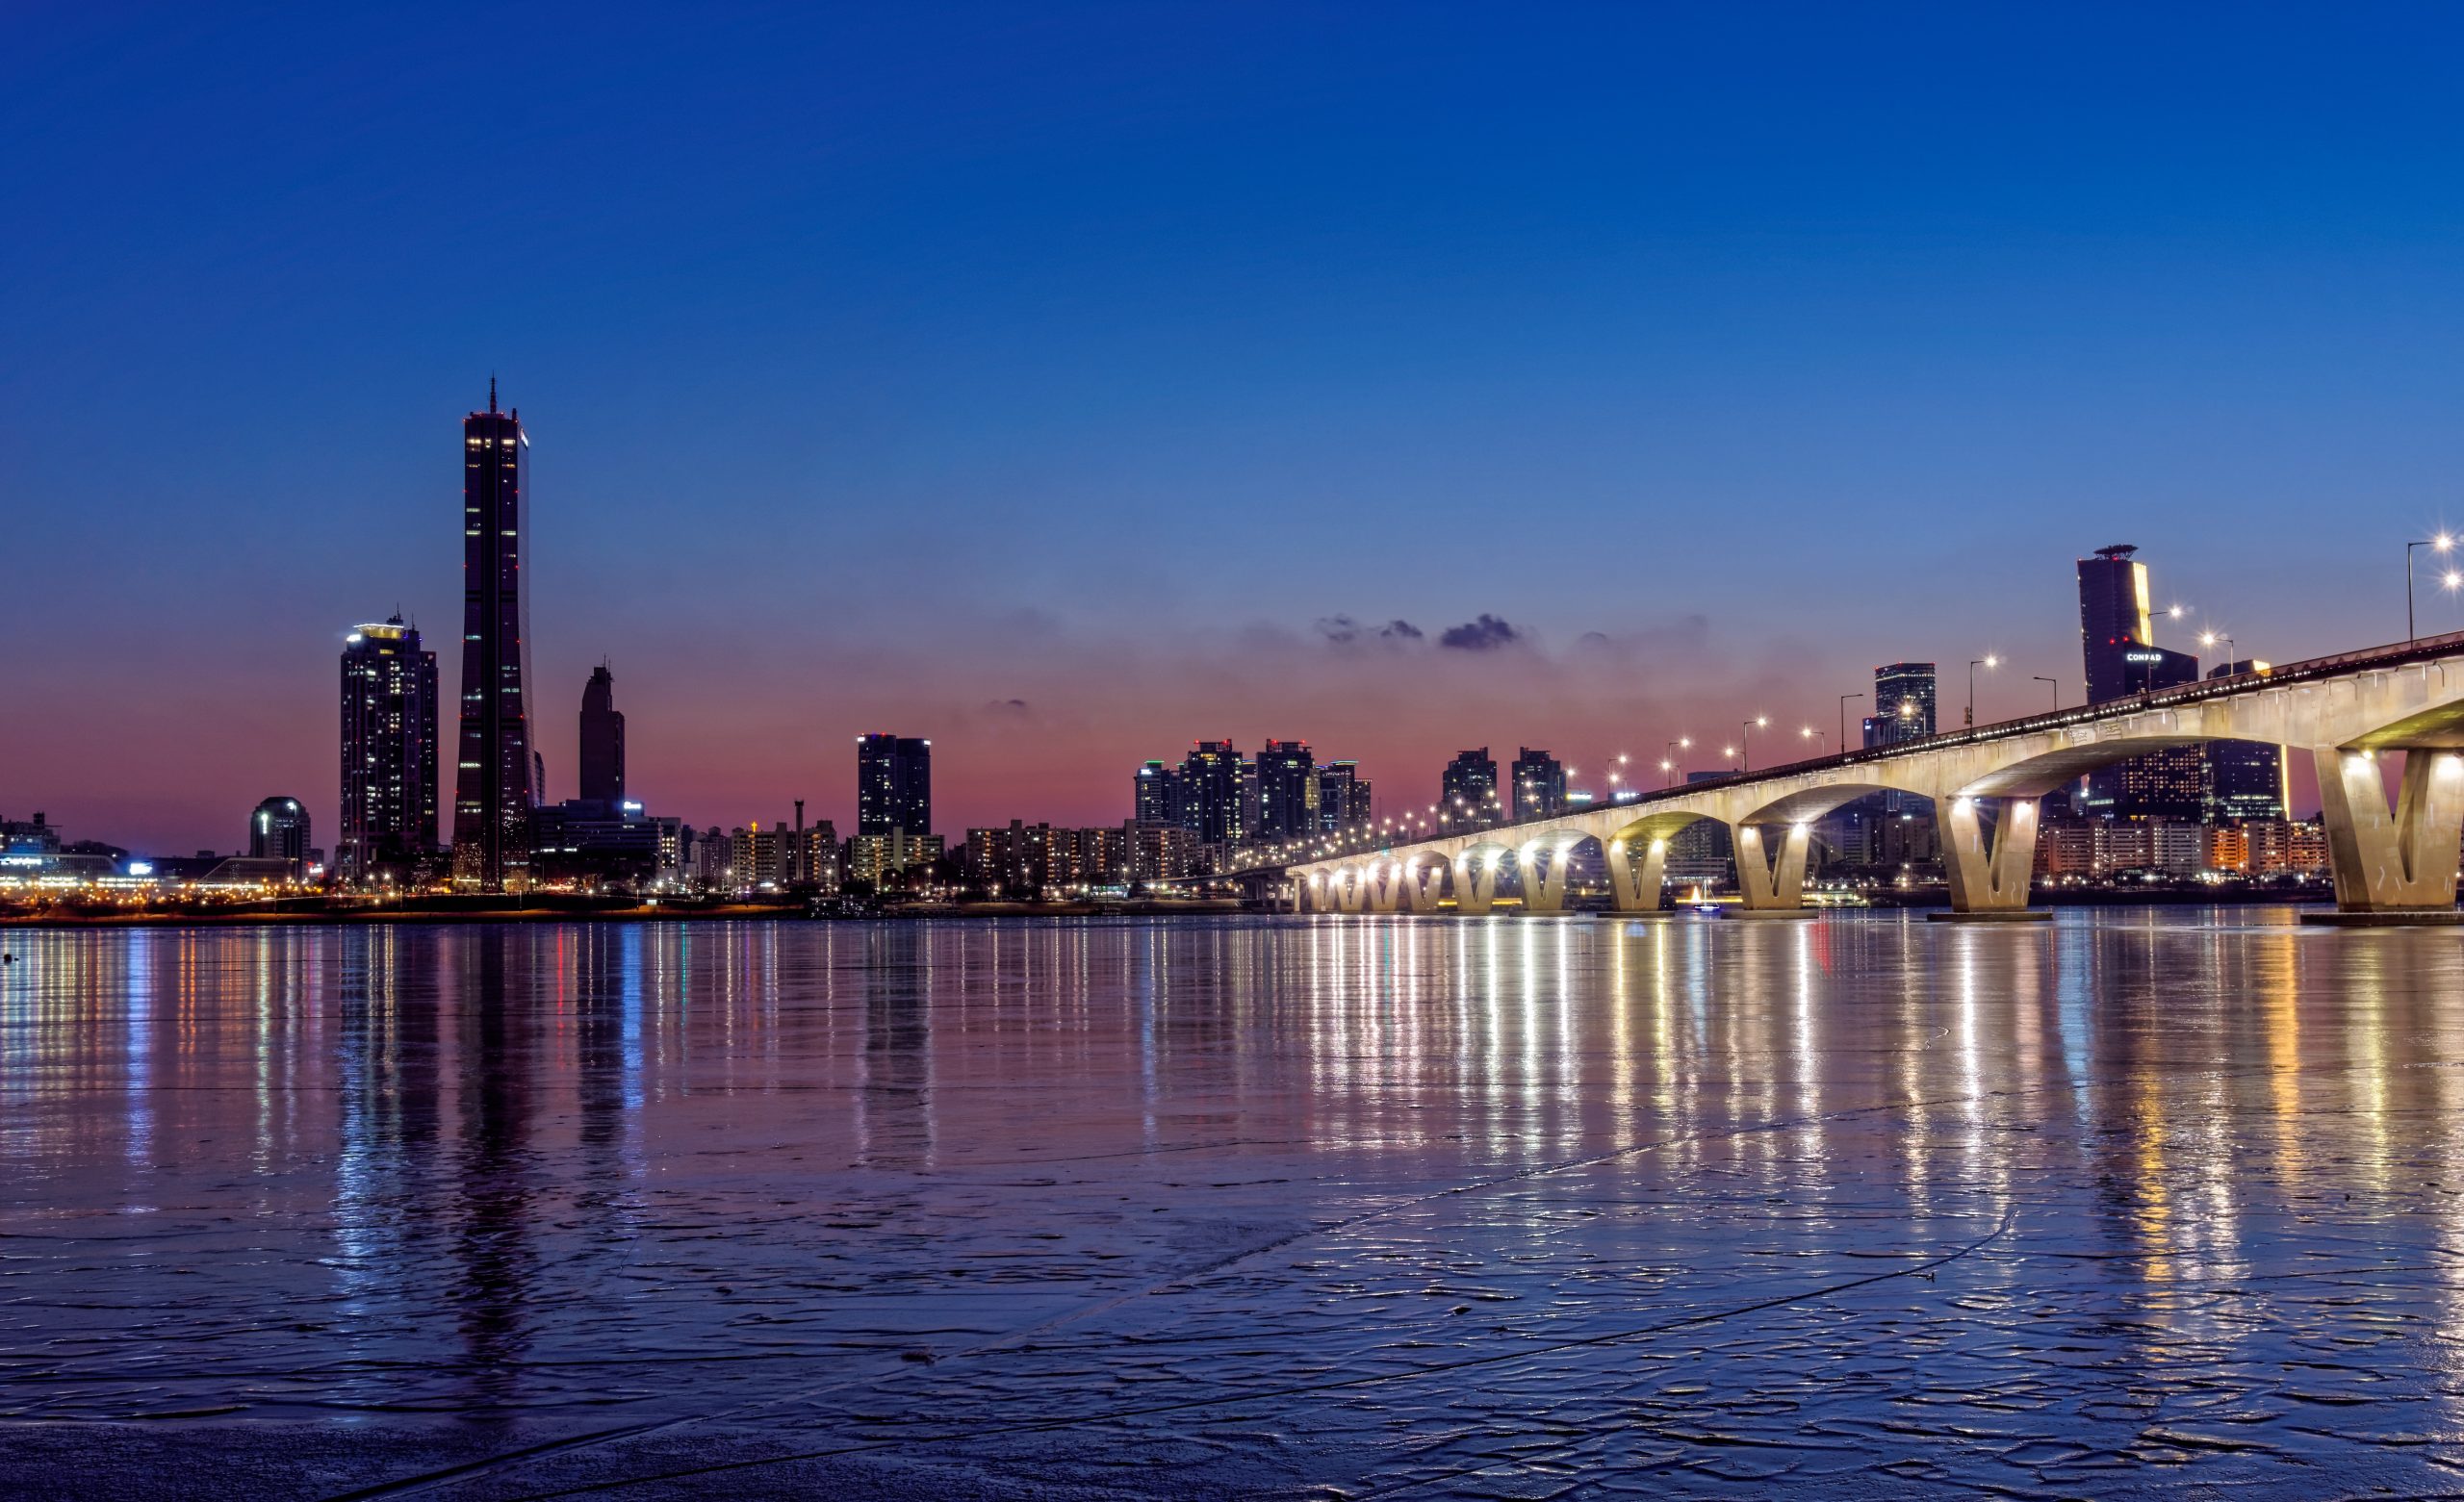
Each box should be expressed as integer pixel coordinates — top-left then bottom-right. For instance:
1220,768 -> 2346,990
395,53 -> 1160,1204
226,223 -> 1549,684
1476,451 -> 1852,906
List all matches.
489,374 -> 498,414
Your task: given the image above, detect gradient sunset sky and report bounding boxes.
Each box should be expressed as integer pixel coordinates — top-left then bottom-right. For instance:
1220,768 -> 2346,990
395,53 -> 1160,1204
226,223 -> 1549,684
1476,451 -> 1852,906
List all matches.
8,4 -> 2464,853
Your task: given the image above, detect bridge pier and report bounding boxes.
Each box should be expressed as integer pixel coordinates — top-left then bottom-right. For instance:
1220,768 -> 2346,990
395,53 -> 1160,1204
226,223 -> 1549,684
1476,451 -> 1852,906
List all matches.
1939,796 -> 2043,916
1400,858 -> 1448,912
2312,747 -> 2464,918
1605,835 -> 1668,911
1732,822 -> 1812,912
1451,851 -> 1504,915
1365,861 -> 1404,913
1520,840 -> 1580,914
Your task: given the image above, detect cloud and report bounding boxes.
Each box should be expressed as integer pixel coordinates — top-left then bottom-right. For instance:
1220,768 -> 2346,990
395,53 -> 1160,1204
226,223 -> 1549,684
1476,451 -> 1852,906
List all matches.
1438,614 -> 1522,651
1316,615 -> 1425,647
984,697 -> 1032,716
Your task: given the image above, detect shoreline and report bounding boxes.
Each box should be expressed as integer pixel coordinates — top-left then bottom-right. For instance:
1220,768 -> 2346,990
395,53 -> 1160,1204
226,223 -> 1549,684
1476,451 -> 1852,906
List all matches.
0,891 -> 2349,929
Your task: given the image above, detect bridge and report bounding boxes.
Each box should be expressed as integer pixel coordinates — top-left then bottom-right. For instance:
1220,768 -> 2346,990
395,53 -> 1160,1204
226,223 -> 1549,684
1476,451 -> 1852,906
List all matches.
1285,630 -> 2464,921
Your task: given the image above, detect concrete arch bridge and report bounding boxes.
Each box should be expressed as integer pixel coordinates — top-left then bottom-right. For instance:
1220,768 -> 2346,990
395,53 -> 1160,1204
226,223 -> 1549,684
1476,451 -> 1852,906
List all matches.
1289,631 -> 2464,920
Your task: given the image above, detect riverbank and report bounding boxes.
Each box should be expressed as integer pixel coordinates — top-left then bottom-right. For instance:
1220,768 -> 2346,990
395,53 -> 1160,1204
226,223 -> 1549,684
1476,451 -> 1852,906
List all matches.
0,895 -> 1255,928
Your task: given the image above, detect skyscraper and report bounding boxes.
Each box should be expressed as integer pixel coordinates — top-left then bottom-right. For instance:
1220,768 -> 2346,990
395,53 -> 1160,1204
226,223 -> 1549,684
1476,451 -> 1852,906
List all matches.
1441,749 -> 1500,830
2075,544 -> 2203,818
1254,740 -> 1318,842
450,382 -> 536,890
1511,748 -> 1567,818
857,735 -> 933,835
249,797 -> 312,877
1179,741 -> 1245,846
2078,544 -> 2204,701
578,663 -> 625,805
1871,663 -> 1937,745
339,617 -> 438,881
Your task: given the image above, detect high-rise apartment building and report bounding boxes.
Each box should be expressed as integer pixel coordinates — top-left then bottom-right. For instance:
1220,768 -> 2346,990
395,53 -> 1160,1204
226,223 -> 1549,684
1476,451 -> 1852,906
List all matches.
1254,740 -> 1318,842
1317,761 -> 1372,834
249,797 -> 312,877
1442,749 -> 1500,830
1511,748 -> 1567,819
339,617 -> 438,881
450,383 -> 536,889
578,663 -> 625,805
857,735 -> 933,836
1179,741 -> 1246,846
1134,760 -> 1184,826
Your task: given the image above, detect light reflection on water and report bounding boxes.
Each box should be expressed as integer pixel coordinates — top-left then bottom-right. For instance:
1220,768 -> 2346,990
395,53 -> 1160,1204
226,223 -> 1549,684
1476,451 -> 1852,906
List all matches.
1,911 -> 2461,1496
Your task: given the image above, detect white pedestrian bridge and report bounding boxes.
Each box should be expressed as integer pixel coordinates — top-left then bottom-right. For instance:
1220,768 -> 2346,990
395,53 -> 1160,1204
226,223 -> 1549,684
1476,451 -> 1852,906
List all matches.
1286,630 -> 2464,919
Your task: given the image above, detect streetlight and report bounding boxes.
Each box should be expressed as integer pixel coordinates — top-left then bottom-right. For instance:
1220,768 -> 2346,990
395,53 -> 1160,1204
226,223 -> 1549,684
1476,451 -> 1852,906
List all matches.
1838,693 -> 1862,751
2033,675 -> 2060,709
1801,726 -> 1825,754
1663,737 -> 1691,786
1966,655 -> 1998,728
2409,534 -> 2455,641
1739,716 -> 1766,771
2198,629 -> 2238,675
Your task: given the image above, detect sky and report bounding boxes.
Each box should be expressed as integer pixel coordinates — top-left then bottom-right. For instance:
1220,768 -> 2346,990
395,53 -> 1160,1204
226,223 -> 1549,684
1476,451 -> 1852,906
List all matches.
8,3 -> 2464,853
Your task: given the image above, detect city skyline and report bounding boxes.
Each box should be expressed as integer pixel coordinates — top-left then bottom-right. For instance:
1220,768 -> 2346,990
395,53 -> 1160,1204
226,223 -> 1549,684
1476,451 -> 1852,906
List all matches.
13,8 -> 2464,853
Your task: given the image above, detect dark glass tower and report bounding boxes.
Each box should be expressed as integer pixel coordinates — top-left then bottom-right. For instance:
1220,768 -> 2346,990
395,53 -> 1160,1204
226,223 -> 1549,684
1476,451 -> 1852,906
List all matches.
1871,662 -> 1937,745
578,663 -> 625,805
857,734 -> 933,835
339,616 -> 438,881
249,796 -> 312,877
450,382 -> 536,889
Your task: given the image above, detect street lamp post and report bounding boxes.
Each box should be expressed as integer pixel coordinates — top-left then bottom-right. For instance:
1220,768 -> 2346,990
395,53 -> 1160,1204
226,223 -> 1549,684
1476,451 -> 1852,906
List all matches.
1838,692 -> 1862,751
1663,737 -> 1691,787
2199,630 -> 2238,675
1966,655 -> 1998,728
1741,716 -> 1767,772
2033,675 -> 2059,709
2410,534 -> 2456,642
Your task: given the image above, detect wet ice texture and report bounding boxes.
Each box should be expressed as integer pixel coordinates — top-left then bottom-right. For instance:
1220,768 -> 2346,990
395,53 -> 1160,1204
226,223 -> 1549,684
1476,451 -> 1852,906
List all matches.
4,913 -> 2464,1497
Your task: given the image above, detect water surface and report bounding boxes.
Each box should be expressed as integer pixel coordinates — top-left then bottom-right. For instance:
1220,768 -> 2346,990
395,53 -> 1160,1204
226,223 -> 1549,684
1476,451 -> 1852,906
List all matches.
4,912 -> 2462,1497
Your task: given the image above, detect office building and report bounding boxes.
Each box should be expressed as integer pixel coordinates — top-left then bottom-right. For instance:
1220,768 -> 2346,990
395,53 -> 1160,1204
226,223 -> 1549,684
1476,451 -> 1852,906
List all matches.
2075,545 -> 2203,819
1134,760 -> 1184,827
578,663 -> 625,805
338,617 -> 438,882
530,800 -> 668,888
857,735 -> 932,836
1180,741 -> 1246,846
248,797 -> 312,878
450,382 -> 537,890
1870,663 -> 1937,745
1254,740 -> 1318,842
1441,749 -> 1500,830
1511,748 -> 1567,819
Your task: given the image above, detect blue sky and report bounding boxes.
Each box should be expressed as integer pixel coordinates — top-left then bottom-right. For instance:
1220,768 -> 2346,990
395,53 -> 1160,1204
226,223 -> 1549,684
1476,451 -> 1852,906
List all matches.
7,4 -> 2464,848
